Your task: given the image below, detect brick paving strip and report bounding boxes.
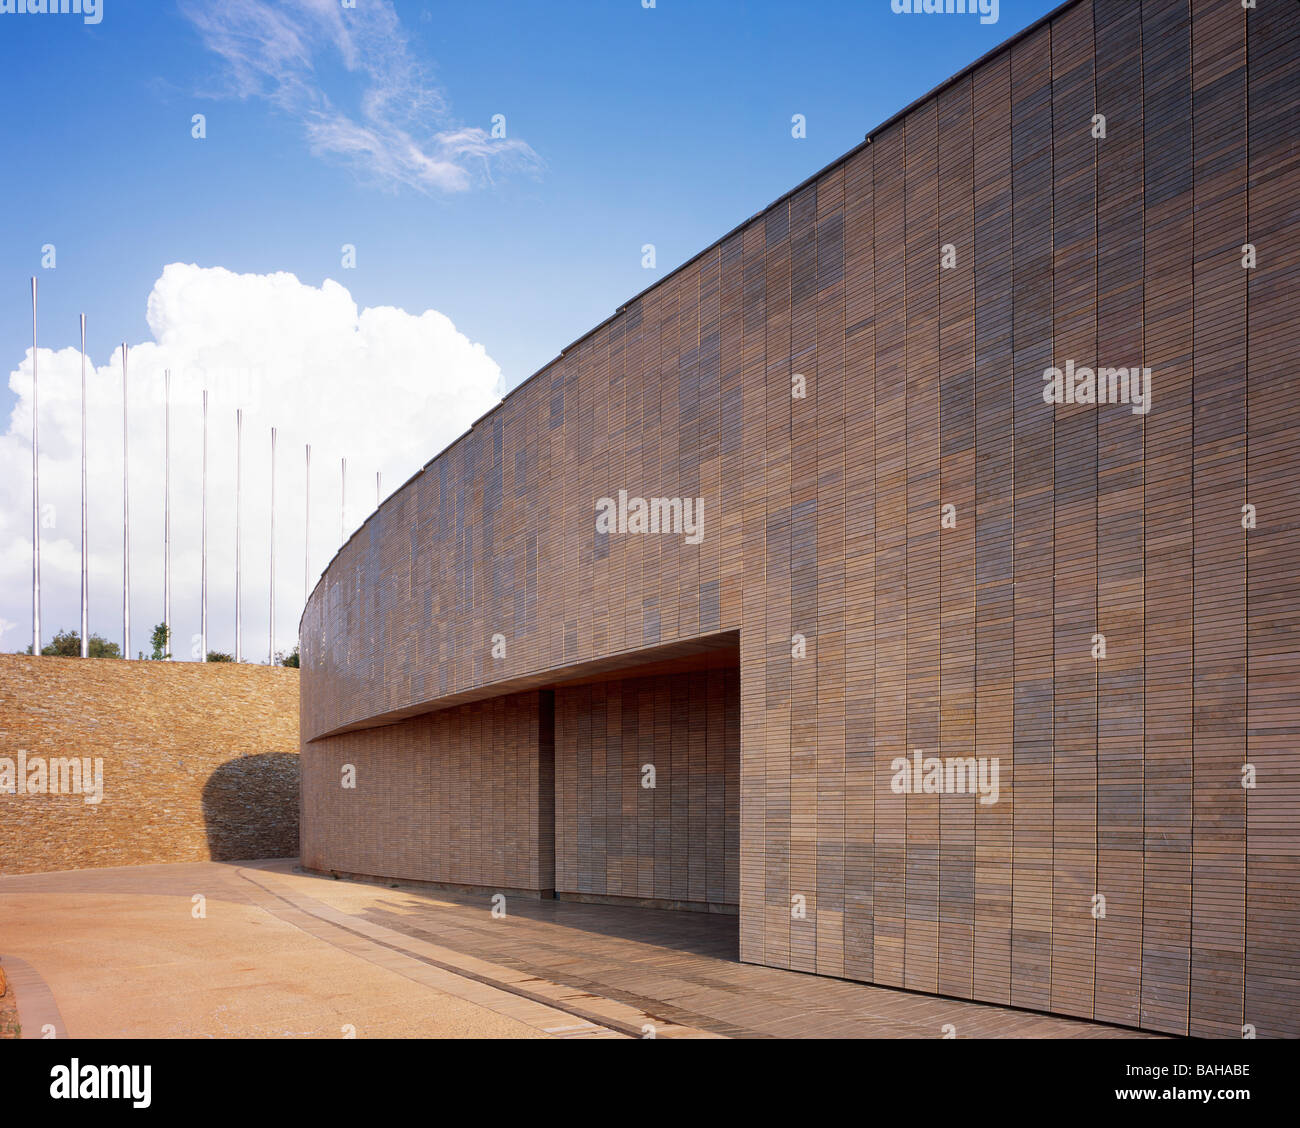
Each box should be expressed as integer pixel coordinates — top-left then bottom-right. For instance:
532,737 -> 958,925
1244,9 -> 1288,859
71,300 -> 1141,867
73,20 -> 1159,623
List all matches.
246,861 -> 1160,1040
3,956 -> 67,1039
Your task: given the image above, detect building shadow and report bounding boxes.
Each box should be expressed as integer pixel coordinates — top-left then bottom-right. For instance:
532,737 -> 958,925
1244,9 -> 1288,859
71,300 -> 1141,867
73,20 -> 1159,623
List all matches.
201,754 -> 299,861
352,883 -> 740,963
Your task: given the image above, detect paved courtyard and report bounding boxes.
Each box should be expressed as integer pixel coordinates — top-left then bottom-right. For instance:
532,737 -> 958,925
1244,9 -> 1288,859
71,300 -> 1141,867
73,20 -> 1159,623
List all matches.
0,860 -> 1158,1039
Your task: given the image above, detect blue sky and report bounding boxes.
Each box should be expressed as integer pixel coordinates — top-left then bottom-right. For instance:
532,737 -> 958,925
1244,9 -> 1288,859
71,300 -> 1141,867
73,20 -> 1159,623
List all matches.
0,0 -> 1057,413
0,0 -> 1060,657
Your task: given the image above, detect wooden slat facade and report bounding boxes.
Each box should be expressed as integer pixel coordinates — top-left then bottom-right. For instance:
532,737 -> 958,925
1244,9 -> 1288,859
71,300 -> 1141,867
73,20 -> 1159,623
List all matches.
300,0 -> 1300,1037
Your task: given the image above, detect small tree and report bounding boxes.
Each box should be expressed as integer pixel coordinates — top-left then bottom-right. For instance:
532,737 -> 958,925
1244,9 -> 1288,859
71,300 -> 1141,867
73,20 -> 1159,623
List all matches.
149,622 -> 171,661
22,629 -> 121,659
277,644 -> 300,668
88,635 -> 121,659
206,651 -> 234,663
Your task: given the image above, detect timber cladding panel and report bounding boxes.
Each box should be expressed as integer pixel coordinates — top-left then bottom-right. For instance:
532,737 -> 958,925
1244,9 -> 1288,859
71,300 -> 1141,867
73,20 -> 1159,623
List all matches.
0,654 -> 299,874
300,0 -> 1300,1036
554,669 -> 740,910
300,691 -> 555,893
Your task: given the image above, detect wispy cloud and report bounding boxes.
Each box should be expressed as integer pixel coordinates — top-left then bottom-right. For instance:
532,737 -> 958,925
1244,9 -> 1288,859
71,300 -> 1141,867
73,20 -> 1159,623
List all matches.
181,0 -> 539,193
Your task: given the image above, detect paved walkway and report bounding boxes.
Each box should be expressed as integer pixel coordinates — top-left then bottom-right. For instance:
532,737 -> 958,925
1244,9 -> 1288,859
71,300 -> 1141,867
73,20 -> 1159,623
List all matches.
0,860 -> 1157,1039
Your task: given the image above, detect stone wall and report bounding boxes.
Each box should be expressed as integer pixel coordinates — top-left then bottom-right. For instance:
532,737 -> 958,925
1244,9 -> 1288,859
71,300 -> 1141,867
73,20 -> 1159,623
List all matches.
0,654 -> 299,874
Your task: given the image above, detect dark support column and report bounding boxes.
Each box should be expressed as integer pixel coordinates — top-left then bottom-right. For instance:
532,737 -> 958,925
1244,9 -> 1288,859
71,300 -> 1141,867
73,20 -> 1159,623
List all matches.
538,690 -> 556,898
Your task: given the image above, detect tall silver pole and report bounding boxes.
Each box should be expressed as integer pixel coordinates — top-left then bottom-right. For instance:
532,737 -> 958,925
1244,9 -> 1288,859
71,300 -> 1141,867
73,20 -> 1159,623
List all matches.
122,343 -> 131,660
340,457 -> 346,546
80,314 -> 88,658
304,443 -> 311,604
201,390 -> 208,662
163,369 -> 171,659
376,470 -> 381,509
31,278 -> 40,656
235,408 -> 242,663
269,426 -> 276,665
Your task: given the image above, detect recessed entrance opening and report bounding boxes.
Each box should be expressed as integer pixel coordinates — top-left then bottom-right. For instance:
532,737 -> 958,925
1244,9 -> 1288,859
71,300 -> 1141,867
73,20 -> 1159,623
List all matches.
522,631 -> 741,926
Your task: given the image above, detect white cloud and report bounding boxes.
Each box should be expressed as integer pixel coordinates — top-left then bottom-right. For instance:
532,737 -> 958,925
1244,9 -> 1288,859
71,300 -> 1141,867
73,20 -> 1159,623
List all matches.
0,263 -> 503,660
181,0 -> 540,193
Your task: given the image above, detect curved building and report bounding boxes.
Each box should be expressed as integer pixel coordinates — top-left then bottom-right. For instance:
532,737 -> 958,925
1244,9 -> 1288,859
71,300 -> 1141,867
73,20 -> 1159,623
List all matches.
301,0 -> 1300,1037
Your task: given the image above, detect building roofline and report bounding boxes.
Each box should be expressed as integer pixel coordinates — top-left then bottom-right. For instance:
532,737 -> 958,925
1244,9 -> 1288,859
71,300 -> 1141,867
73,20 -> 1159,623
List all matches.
301,0 -> 1079,627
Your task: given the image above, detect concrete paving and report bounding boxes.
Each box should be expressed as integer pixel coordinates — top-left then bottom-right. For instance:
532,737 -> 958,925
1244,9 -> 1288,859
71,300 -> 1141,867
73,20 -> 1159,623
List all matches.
0,860 -> 1158,1039
0,862 -> 560,1038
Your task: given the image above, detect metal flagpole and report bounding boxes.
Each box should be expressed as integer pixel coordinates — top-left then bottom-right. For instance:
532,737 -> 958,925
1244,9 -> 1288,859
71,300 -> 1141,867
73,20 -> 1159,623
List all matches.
269,426 -> 276,665
235,408 -> 242,663
304,443 -> 311,604
31,278 -> 40,656
80,314 -> 88,657
376,470 -> 381,509
163,369 -> 171,659
201,390 -> 208,662
340,457 -> 346,546
122,343 -> 131,660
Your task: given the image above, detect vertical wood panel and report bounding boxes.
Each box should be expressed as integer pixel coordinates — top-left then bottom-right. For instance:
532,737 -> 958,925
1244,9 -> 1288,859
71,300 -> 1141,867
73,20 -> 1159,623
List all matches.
871,122 -> 908,990
971,49 -> 1015,1008
298,0 -> 1300,1038
789,183 -> 820,973
938,74 -> 977,1001
764,198 -> 793,968
1093,0 -> 1147,1030
1050,0 -> 1098,1020
815,167 -> 848,978
739,219 -> 769,965
1141,0 -> 1195,1036
1189,0 -> 1248,1039
1010,23 -> 1056,1016
1245,0 -> 1300,1041
842,144 -> 877,986
904,100 -> 942,997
